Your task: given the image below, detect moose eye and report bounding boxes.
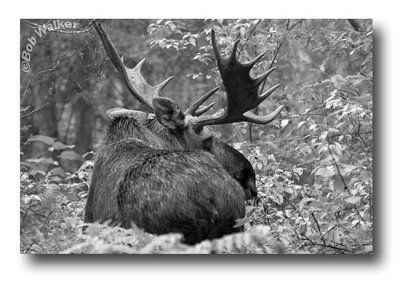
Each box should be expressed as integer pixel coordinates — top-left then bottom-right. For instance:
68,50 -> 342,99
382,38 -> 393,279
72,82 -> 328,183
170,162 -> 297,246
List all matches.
203,136 -> 213,152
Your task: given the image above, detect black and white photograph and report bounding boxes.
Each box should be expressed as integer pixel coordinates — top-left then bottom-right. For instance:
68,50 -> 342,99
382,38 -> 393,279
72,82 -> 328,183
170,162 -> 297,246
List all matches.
19,18 -> 374,255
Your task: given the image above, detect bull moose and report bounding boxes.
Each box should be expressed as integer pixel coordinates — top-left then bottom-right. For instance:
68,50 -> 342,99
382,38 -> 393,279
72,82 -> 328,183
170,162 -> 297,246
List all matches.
84,21 -> 284,244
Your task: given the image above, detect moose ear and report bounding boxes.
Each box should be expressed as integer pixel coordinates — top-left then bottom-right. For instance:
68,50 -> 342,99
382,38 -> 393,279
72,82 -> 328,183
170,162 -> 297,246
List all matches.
153,97 -> 186,130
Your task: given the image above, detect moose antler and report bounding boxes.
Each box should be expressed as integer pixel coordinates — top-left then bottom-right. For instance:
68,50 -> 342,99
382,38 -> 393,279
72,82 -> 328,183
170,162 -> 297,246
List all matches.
93,21 -> 173,113
185,86 -> 219,116
190,29 -> 284,130
95,22 -> 283,124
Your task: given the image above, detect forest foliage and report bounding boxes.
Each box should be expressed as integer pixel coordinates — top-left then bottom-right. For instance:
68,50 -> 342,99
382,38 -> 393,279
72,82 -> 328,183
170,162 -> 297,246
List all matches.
20,19 -> 373,254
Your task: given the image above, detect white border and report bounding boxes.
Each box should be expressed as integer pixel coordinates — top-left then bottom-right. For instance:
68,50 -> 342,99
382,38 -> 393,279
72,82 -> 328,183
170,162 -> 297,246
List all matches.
3,0 -> 399,281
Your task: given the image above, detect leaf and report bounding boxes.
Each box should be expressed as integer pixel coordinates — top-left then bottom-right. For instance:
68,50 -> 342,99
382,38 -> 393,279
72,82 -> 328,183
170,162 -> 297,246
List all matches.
351,219 -> 360,227
293,167 -> 303,176
27,135 -> 54,146
21,195 -> 42,205
344,196 -> 361,204
58,150 -> 82,161
26,157 -> 56,165
281,119 -> 289,128
308,200 -> 323,210
47,183 -> 60,192
233,217 -> 252,228
48,167 -> 67,177
232,142 -> 243,150
359,245 -> 373,254
323,202 -> 336,210
309,124 -> 317,131
315,167 -> 336,179
297,121 -> 306,128
240,27 -> 246,37
283,171 -> 292,178
339,163 -> 359,176
71,183 -> 88,192
317,144 -> 328,154
299,222 -> 307,235
319,131 -> 328,140
269,193 -> 284,205
189,37 -> 196,46
59,190 -> 80,202
53,141 -> 74,151
328,127 -> 340,134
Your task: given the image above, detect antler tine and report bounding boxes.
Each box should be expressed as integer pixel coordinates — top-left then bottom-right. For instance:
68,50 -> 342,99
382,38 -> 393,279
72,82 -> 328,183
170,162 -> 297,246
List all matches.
211,29 -> 223,66
190,29 -> 284,130
194,102 -> 216,116
243,51 -> 267,70
254,67 -> 277,86
185,86 -> 219,116
230,39 -> 240,62
93,21 -> 173,113
257,84 -> 281,104
243,105 -> 285,124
